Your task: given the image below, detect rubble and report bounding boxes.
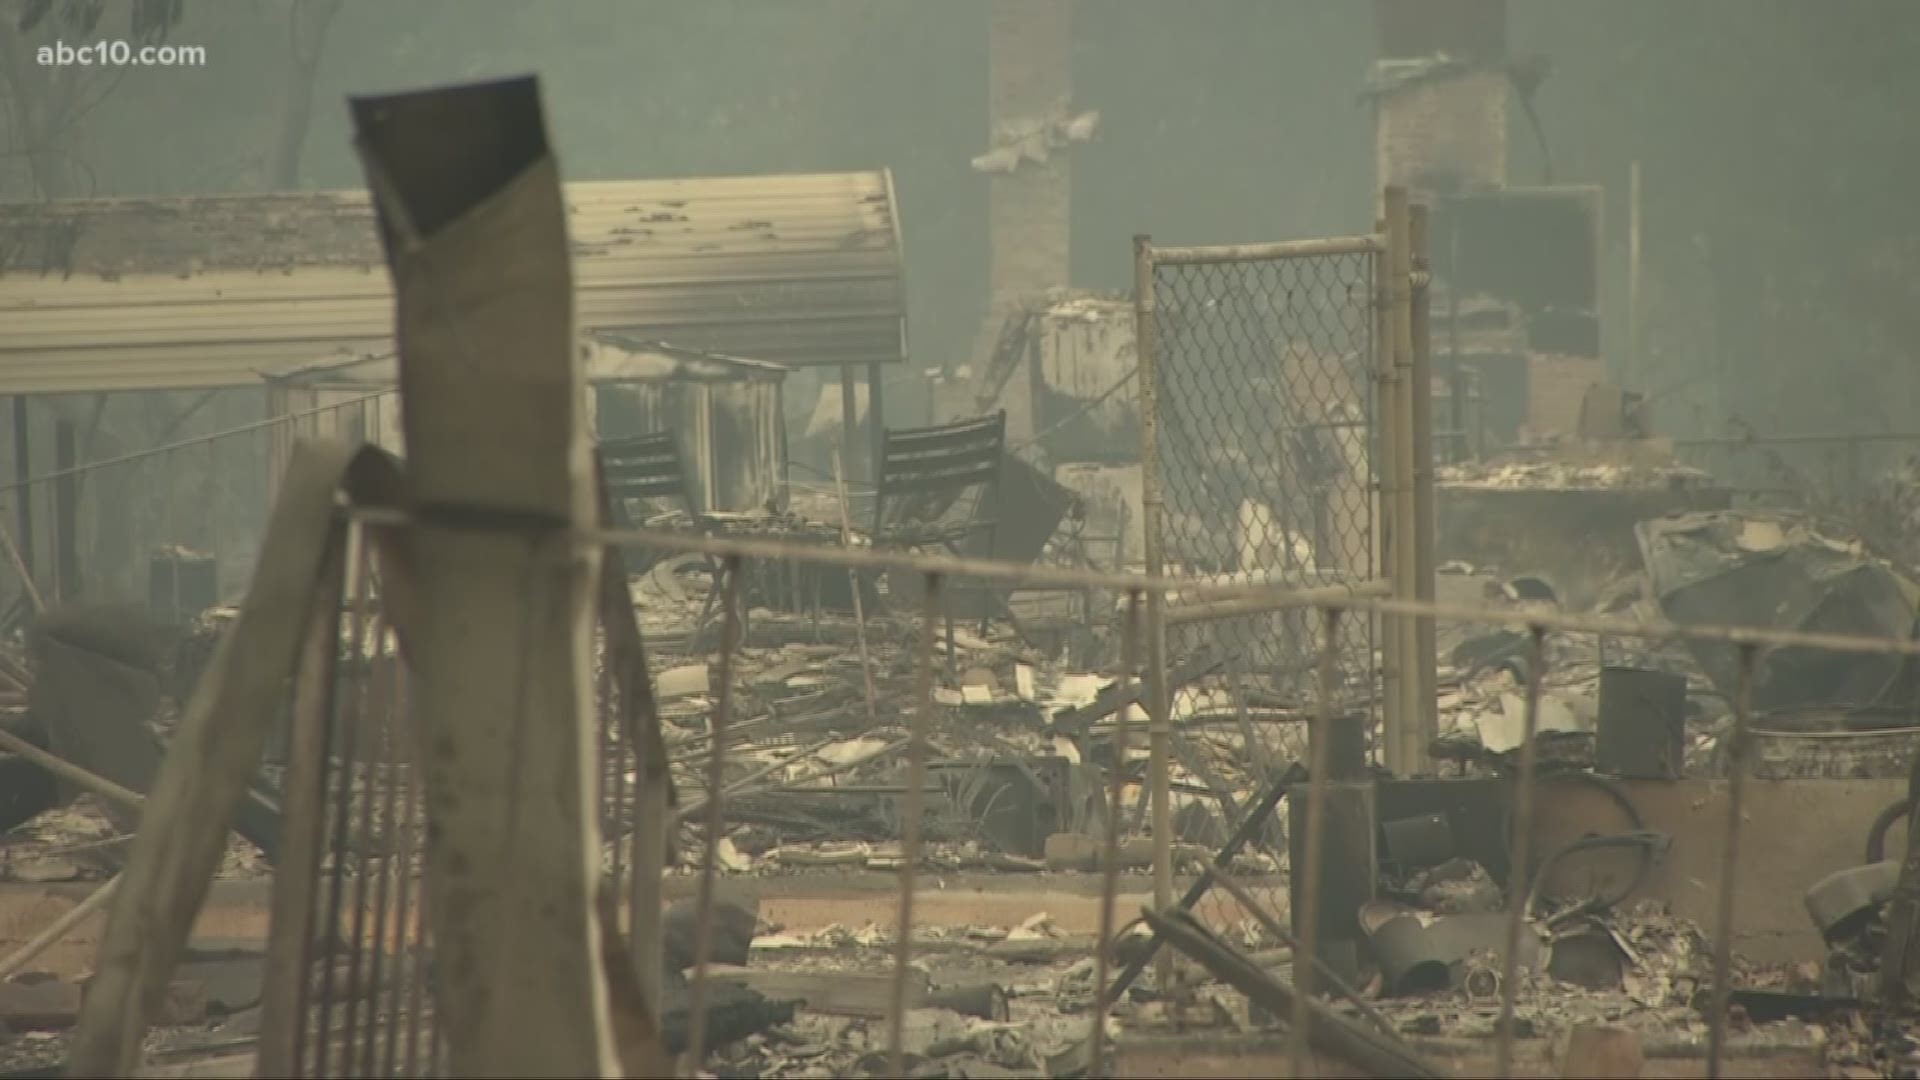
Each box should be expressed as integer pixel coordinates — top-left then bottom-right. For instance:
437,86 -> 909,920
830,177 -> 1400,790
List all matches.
1638,510 -> 1920,714
1437,459 -> 1715,492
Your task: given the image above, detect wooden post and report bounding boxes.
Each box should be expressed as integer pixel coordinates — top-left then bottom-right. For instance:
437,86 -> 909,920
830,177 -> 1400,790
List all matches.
1385,187 -> 1421,774
53,418 -> 78,602
350,77 -> 616,1076
1408,204 -> 1438,771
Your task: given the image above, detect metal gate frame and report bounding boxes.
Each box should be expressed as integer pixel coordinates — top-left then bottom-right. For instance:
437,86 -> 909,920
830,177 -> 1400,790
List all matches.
1133,188 -> 1436,776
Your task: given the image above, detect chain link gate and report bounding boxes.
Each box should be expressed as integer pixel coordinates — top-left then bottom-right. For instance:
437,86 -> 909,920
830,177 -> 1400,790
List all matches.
1134,232 -> 1398,975
1136,235 -> 1386,712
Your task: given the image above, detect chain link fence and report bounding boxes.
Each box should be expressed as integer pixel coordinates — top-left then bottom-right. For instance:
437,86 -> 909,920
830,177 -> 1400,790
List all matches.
0,390 -> 395,622
1142,242 -> 1381,708
1137,236 -> 1395,994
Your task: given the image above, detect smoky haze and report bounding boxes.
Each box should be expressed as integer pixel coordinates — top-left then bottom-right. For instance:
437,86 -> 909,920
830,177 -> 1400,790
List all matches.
3,0 -> 1916,444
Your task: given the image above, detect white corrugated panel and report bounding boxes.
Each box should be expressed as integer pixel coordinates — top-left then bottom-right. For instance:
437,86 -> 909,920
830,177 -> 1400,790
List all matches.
0,171 -> 906,394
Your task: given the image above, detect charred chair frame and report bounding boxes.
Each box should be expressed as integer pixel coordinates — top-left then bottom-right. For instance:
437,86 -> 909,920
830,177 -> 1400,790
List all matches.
868,411 -> 1008,665
599,431 -> 734,651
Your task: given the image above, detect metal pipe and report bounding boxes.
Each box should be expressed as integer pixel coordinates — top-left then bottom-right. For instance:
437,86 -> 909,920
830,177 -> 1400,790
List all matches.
1707,643 -> 1759,1079
1089,589 -> 1142,1079
341,623 -> 388,1077
1146,587 -> 1175,996
628,774 -> 669,1025
1133,233 -> 1166,598
1149,234 -> 1386,264
1382,214 -> 1413,772
832,445 -> 880,728
1494,626 -> 1549,1078
1408,202 -> 1438,773
0,874 -> 118,982
344,505 -> 1920,660
1670,430 -> 1920,450
1131,231 -> 1179,1008
598,665 -> 618,909
383,672 -> 421,1080
1291,605 -> 1342,1080
1164,580 -> 1392,626
362,634 -> 404,1078
1387,187 -> 1421,775
887,572 -> 942,1077
400,690 -> 430,1079
685,556 -> 744,1075
315,530 -> 372,1080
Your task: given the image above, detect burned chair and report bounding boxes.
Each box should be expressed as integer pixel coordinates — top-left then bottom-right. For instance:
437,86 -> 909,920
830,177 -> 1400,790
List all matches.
868,411 -> 1007,661
598,431 -> 732,648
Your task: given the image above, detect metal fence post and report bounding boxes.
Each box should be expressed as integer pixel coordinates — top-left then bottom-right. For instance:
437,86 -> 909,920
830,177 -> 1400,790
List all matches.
1146,586 -> 1175,994
1376,215 -> 1406,775
1134,235 -> 1165,616
1386,187 -> 1420,774
888,572 -> 942,1076
1495,626 -> 1549,1079
1132,235 -> 1178,998
686,556 -> 744,1072
1089,589 -> 1143,1078
1707,643 -> 1760,1079
1291,605 -> 1343,1079
1408,203 -> 1438,772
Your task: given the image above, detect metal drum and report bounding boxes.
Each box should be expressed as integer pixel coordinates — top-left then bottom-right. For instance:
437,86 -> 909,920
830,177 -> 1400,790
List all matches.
1750,705 -> 1920,780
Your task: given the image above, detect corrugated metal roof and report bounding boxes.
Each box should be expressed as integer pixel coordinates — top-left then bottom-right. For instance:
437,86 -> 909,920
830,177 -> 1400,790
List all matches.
0,171 -> 905,394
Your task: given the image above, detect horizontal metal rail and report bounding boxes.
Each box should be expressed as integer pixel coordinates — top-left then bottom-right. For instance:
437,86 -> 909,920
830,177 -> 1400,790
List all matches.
1672,430 -> 1920,450
346,504 -> 1920,659
1164,580 -> 1392,625
1148,234 -> 1386,265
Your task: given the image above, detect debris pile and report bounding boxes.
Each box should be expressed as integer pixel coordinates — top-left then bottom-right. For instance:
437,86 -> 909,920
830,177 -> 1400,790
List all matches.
1437,459 -> 1714,491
